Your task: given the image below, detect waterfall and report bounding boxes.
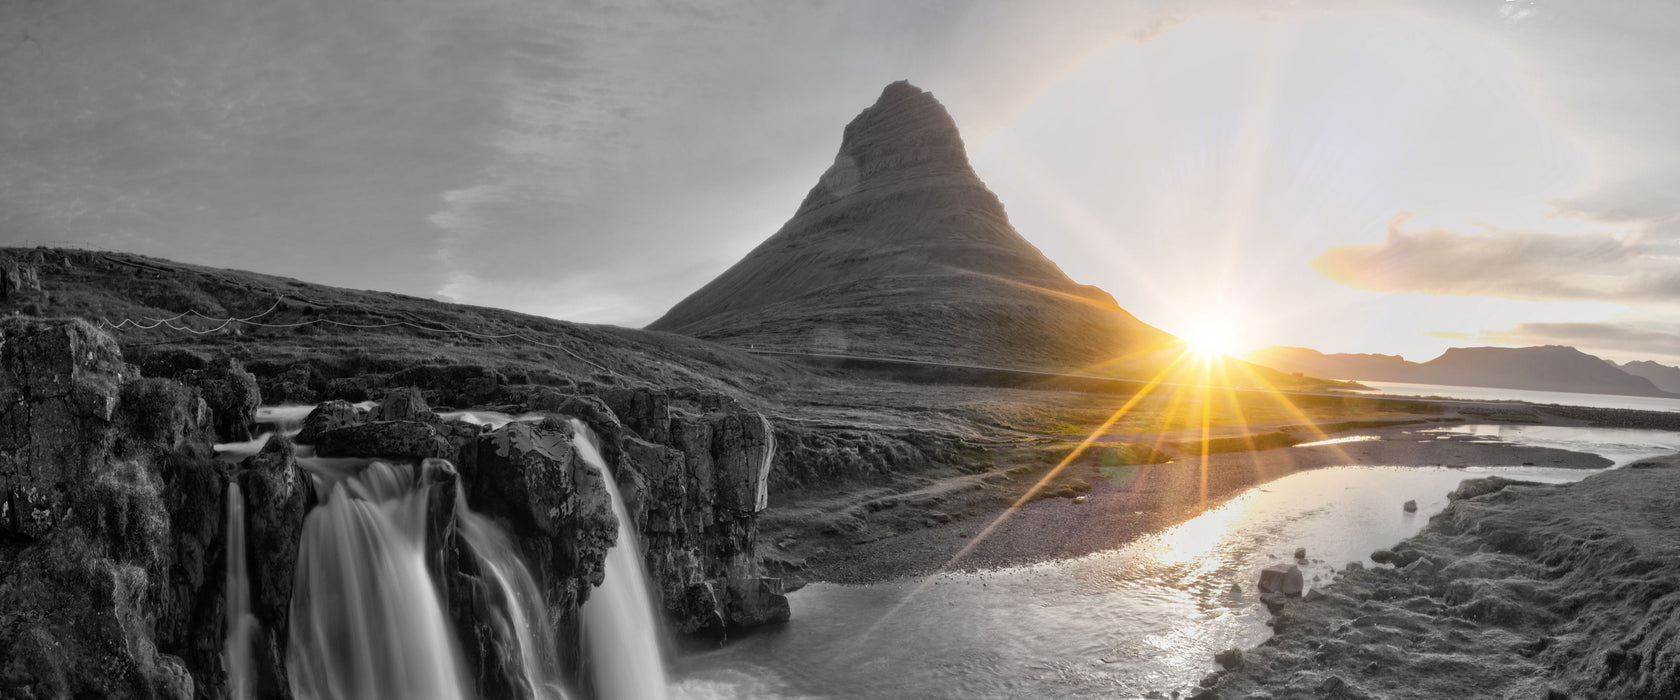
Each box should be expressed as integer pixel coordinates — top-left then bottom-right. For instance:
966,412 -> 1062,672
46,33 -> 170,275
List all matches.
286,460 -> 474,700
223,482 -> 257,700
456,491 -> 569,700
572,419 -> 671,700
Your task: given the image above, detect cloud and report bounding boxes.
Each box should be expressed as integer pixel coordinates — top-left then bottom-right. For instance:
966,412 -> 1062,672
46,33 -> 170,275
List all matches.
1312,213 -> 1680,303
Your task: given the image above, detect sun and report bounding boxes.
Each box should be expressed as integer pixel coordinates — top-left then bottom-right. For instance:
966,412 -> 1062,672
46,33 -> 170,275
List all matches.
1185,319 -> 1236,358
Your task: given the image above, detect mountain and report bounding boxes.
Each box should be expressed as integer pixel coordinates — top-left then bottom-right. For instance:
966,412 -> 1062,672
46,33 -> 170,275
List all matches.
649,81 -> 1183,379
1243,347 -> 1418,382
1619,360 -> 1680,394
1246,344 -> 1675,398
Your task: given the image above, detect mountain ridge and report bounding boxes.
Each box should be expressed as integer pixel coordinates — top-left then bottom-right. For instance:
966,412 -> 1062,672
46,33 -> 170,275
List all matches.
1246,344 -> 1676,398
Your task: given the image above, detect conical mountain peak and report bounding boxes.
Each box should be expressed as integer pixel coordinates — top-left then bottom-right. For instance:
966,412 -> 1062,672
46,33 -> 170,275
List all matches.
797,81 -> 977,216
651,82 -> 1175,375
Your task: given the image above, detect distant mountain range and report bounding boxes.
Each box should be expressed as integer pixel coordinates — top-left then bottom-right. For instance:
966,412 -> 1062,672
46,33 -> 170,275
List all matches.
1245,345 -> 1680,398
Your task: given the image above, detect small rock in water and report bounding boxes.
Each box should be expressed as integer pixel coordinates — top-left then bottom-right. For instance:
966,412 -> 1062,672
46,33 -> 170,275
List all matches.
1403,499 -> 1418,512
1257,563 -> 1304,596
1072,495 -> 1088,504
1230,583 -> 1241,596
1370,548 -> 1396,565
1293,547 -> 1307,560
1214,648 -> 1245,670
1345,561 -> 1364,572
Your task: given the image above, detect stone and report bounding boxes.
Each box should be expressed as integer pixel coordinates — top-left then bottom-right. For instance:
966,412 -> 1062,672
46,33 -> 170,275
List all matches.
1346,561 -> 1364,572
1072,495 -> 1087,504
1214,648 -> 1245,670
313,420 -> 455,460
1258,563 -> 1304,597
1402,499 -> 1418,512
180,356 -> 262,443
373,386 -> 435,422
1402,557 -> 1436,578
1370,549 -> 1396,565
296,399 -> 366,443
1294,547 -> 1307,560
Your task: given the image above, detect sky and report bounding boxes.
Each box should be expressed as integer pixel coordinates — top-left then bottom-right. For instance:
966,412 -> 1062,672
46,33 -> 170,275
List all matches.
3,0 -> 1679,363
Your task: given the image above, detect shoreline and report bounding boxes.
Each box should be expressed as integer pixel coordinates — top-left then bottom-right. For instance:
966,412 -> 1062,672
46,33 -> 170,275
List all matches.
783,417 -> 1631,585
1196,453 -> 1680,699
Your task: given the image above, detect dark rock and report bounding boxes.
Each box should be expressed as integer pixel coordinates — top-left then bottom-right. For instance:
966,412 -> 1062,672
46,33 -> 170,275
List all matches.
1370,549 -> 1396,565
181,356 -> 262,443
233,434 -> 311,697
0,256 -> 43,301
374,386 -> 436,422
1258,563 -> 1304,597
313,421 -> 455,460
0,318 -> 223,699
296,399 -> 365,444
1,316 -> 133,539
1215,648 -> 1245,670
600,386 -> 671,444
1294,547 -> 1307,560
388,364 -> 505,408
726,577 -> 791,628
1402,499 -> 1418,512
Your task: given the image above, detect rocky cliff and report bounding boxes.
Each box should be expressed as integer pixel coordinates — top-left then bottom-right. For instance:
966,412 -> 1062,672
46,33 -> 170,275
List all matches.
0,317 -> 787,699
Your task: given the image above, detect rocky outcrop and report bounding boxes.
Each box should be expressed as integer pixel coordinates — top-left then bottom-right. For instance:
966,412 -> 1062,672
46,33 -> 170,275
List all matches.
1199,462 -> 1680,699
0,317 -> 228,700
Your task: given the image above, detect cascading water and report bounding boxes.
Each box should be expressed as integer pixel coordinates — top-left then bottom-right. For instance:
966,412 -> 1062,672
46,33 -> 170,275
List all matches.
286,460 -> 474,700
223,482 -> 257,700
456,492 -> 569,699
572,419 -> 671,700
225,404 -> 674,700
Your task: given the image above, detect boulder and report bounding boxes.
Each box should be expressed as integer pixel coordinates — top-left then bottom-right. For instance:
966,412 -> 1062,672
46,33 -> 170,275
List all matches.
1215,648 -> 1245,670
181,356 -> 262,443
296,399 -> 366,444
1402,499 -> 1418,512
1294,547 -> 1307,560
373,386 -> 436,422
312,421 -> 455,460
1258,563 -> 1304,597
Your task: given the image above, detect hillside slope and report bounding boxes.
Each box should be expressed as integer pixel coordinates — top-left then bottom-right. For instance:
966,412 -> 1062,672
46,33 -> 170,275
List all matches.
649,81 -> 1182,379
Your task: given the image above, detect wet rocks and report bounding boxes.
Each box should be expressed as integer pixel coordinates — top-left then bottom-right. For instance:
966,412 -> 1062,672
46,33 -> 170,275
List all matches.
313,420 -> 455,460
1258,563 -> 1304,597
296,399 -> 365,443
1402,499 -> 1418,512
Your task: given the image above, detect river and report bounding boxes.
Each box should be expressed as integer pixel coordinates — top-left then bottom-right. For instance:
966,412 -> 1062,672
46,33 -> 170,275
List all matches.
672,425 -> 1680,699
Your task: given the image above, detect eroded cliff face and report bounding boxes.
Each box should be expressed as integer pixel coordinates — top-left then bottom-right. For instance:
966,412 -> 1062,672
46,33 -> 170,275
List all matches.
0,318 -> 790,699
0,317 -> 226,700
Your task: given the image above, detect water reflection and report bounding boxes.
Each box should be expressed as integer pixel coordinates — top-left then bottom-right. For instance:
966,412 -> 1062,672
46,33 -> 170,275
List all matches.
675,427 -> 1680,699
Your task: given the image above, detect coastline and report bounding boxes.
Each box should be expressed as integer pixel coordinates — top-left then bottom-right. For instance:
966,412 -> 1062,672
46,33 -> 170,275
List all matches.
1195,453 -> 1680,699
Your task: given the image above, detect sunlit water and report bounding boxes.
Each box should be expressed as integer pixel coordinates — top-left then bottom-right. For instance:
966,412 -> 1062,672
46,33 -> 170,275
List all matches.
1354,380 -> 1680,413
672,427 -> 1680,699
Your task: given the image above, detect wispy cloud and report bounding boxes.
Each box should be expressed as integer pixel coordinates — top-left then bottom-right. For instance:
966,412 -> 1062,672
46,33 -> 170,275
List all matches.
1313,213 -> 1680,304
